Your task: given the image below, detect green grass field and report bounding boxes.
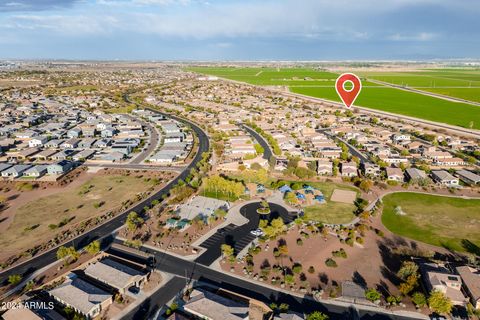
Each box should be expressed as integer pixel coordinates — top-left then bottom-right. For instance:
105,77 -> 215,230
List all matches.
381,192 -> 480,253
298,181 -> 359,224
356,69 -> 480,103
188,66 -> 480,129
290,86 -> 480,129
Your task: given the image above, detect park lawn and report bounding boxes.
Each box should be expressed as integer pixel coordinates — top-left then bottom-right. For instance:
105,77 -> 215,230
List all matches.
381,192 -> 480,253
0,174 -> 158,257
301,181 -> 358,224
289,85 -> 480,129
199,189 -> 247,202
304,202 -> 356,224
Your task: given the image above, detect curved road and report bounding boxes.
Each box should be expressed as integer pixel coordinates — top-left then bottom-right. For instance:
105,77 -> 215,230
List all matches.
0,107 -> 210,287
241,124 -> 274,161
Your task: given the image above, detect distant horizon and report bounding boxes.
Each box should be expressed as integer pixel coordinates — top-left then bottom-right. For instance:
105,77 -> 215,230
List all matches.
2,58 -> 480,63
0,0 -> 478,61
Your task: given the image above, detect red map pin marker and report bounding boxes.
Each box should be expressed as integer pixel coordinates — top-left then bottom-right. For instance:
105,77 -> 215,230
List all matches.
335,73 -> 362,108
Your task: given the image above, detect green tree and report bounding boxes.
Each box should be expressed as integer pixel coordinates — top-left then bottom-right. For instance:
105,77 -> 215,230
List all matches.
284,191 -> 298,205
85,240 -> 101,255
306,311 -> 329,320
8,274 -> 22,285
397,261 -> 419,279
221,244 -> 234,258
359,179 -> 373,192
126,211 -> 144,232
428,290 -> 453,315
56,246 -> 79,264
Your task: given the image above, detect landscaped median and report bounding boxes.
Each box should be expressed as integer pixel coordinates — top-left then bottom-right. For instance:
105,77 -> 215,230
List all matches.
381,192 -> 480,253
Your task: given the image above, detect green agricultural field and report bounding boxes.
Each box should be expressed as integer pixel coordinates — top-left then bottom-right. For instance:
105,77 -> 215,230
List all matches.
187,67 -> 338,86
188,66 -> 480,129
381,192 -> 480,253
357,69 -> 480,103
290,85 -> 480,129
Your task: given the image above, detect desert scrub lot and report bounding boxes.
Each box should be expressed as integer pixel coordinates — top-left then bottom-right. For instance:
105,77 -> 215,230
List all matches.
189,66 -> 480,129
0,174 -> 160,259
302,181 -> 359,224
381,192 -> 480,253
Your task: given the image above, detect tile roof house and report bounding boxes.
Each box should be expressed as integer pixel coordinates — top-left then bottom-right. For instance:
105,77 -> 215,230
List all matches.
431,170 -> 459,187
341,162 -> 358,177
49,275 -> 112,319
23,165 -> 49,178
456,170 -> 480,185
420,262 -> 468,306
1,164 -> 31,178
386,167 -> 404,182
405,168 -> 428,182
84,258 -> 148,294
456,266 -> 480,309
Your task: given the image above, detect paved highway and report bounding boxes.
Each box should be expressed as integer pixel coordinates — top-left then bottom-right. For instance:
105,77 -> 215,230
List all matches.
0,107 -> 210,287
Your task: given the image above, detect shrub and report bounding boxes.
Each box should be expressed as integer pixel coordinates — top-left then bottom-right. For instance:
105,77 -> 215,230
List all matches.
308,266 -> 315,274
365,288 -> 381,302
332,248 -> 347,258
292,263 -> 302,274
412,292 -> 426,308
325,258 -> 337,268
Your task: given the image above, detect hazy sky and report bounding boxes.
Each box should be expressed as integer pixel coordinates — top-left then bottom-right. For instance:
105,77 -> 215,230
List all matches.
0,0 -> 478,60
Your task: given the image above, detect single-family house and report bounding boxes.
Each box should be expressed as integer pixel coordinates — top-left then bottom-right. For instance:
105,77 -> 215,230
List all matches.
405,168 -> 428,183
341,162 -> 358,177
1,164 -> 31,178
23,164 -> 49,178
28,136 -> 49,148
431,170 -> 459,187
47,160 -> 73,175
84,258 -> 148,294
317,160 -> 333,176
73,150 -> 96,161
456,170 -> 480,186
49,275 -> 112,319
386,167 -> 404,182
45,139 -> 64,148
67,127 -> 82,138
456,266 -> 480,309
361,162 -> 381,177
420,262 -> 467,306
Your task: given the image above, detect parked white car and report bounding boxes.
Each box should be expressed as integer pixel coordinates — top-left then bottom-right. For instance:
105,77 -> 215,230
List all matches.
250,228 -> 264,237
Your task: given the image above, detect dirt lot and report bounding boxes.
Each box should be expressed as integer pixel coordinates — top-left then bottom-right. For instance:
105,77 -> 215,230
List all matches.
0,169 -> 174,262
220,213 -> 456,312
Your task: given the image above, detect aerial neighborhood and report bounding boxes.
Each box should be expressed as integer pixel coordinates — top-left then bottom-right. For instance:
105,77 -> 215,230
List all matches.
0,62 -> 479,320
